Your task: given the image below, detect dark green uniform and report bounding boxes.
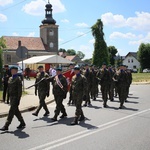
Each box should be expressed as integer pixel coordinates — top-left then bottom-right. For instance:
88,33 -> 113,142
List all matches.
97,68 -> 110,107
33,71 -> 50,116
1,74 -> 25,130
115,69 -> 128,108
71,73 -> 87,124
51,74 -> 68,121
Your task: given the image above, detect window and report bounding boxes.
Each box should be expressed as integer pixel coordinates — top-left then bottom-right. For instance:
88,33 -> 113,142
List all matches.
128,59 -> 130,63
7,54 -> 11,63
131,59 -> 133,63
49,42 -> 54,48
49,30 -> 54,36
133,65 -> 136,69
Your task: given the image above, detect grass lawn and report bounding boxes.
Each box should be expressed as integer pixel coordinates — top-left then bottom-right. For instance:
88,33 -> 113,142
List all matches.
132,73 -> 150,82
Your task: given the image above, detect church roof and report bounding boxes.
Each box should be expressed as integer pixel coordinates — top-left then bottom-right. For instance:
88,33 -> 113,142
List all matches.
3,36 -> 46,51
125,52 -> 137,59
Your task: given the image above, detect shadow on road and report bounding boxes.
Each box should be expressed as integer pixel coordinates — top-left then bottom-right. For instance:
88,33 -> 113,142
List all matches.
0,128 -> 29,139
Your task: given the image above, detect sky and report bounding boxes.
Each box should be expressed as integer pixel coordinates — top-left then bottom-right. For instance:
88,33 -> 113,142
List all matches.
0,0 -> 150,59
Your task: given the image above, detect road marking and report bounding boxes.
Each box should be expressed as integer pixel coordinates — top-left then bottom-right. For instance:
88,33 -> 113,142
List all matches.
28,108 -> 150,150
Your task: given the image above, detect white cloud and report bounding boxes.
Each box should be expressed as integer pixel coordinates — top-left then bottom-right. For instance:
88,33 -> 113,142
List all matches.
27,32 -> 35,37
0,14 -> 7,22
101,12 -> 150,31
61,19 -> 69,23
12,32 -> 19,36
0,0 -> 13,6
59,38 -> 64,42
75,23 -> 89,27
22,0 -> 66,16
110,32 -> 138,39
89,39 -> 95,44
129,32 -> 150,45
79,45 -> 93,59
76,32 -> 87,36
101,12 -> 126,28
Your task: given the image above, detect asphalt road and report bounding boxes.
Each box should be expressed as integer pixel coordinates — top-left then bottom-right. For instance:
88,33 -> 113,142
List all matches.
0,84 -> 150,150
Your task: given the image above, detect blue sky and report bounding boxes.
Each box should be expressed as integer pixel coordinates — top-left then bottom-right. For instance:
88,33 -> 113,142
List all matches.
0,0 -> 150,59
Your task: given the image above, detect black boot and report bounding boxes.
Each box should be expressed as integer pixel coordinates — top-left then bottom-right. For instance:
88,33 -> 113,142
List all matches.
51,114 -> 58,122
43,111 -> 50,117
17,122 -> 26,129
70,117 -> 78,125
60,112 -> 67,118
32,112 -> 38,116
0,126 -> 8,131
79,114 -> 85,121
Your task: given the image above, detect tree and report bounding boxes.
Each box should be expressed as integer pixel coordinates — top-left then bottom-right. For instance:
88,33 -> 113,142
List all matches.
66,49 -> 76,55
0,37 -> 6,90
76,51 -> 85,59
108,46 -> 118,65
83,58 -> 92,64
59,48 -> 66,53
138,43 -> 150,70
91,19 -> 109,67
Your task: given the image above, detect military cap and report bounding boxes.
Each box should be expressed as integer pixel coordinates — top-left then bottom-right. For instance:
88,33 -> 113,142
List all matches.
56,67 -> 62,71
119,64 -> 124,67
74,65 -> 80,70
108,64 -> 111,67
10,66 -> 18,70
69,63 -> 74,66
84,63 -> 89,66
4,64 -> 9,67
102,62 -> 106,65
38,65 -> 43,69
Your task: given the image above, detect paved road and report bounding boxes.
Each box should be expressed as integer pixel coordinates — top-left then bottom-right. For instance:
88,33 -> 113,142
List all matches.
0,84 -> 150,150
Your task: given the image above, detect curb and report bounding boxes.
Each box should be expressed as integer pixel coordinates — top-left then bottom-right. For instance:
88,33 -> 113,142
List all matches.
0,99 -> 55,118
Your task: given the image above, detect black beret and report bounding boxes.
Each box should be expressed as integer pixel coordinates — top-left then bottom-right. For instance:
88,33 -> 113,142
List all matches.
10,66 -> 18,70
38,65 -> 43,69
56,67 -> 62,71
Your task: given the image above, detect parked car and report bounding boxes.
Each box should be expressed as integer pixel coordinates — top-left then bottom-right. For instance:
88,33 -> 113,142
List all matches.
143,68 -> 150,73
9,65 -> 23,80
24,69 -> 37,78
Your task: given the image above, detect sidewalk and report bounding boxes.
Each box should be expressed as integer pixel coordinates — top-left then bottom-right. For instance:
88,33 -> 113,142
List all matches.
0,80 -> 54,118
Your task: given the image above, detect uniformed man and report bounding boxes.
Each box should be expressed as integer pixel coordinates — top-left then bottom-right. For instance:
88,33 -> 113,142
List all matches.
114,64 -> 128,109
51,67 -> 68,121
0,66 -> 25,131
70,65 -> 87,125
97,62 -> 110,107
82,64 -> 92,106
32,66 -> 50,117
2,64 -> 11,104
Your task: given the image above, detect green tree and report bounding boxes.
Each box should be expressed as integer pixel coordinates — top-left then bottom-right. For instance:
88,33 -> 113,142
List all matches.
66,49 -> 76,55
59,48 -> 66,53
76,51 -> 85,59
83,58 -> 92,64
91,19 -> 109,67
108,46 -> 118,65
138,43 -> 150,70
0,37 -> 6,90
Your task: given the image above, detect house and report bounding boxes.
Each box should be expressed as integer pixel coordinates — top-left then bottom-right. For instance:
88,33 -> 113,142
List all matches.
123,52 -> 140,70
2,1 -> 58,65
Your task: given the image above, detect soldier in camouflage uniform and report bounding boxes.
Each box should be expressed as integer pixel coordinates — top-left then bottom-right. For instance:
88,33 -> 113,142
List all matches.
70,65 -> 87,125
108,64 -> 115,101
82,64 -> 92,106
51,67 -> 68,121
32,66 -> 50,117
97,62 -> 110,107
114,64 -> 128,109
0,66 -> 25,131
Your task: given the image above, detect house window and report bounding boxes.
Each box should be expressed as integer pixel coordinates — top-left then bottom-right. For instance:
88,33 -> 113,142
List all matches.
133,65 -> 136,69
7,54 -> 11,63
49,42 -> 54,48
128,59 -> 130,63
131,59 -> 133,63
49,30 -> 54,36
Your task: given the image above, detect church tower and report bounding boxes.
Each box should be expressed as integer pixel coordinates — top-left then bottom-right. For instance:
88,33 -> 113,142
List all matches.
40,0 -> 59,53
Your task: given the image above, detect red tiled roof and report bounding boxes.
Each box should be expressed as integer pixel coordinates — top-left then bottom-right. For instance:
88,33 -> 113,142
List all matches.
65,55 -> 76,61
3,36 -> 45,51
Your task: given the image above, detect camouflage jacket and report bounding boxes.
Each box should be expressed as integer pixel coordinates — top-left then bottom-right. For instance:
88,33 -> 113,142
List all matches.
35,72 -> 50,92
8,75 -> 22,99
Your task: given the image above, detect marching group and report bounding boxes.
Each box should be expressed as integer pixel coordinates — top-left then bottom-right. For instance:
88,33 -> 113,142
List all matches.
0,62 -> 132,131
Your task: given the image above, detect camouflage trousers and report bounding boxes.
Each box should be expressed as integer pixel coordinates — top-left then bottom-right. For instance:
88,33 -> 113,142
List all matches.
108,82 -> 115,100
54,95 -> 66,116
101,83 -> 109,105
5,97 -> 24,126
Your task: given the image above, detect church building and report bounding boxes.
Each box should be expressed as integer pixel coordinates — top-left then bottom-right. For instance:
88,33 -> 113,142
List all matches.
2,1 -> 58,65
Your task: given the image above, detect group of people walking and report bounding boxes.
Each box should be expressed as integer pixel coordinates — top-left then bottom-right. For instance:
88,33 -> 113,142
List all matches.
0,62 -> 132,131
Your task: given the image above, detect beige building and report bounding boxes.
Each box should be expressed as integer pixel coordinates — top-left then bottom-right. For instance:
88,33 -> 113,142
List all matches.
2,1 -> 58,65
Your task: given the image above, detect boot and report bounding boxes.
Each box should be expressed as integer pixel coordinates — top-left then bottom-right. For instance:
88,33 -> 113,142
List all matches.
60,112 -> 67,118
51,114 -> 58,122
70,117 -> 78,125
43,111 -> 50,117
17,121 -> 26,129
0,126 -> 8,131
79,114 -> 85,121
32,112 -> 38,116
